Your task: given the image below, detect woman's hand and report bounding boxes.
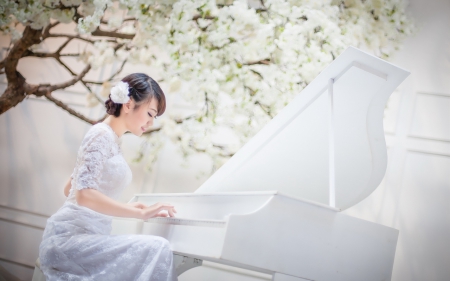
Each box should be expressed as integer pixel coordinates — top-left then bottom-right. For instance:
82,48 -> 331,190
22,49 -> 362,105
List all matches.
138,202 -> 177,220
75,189 -> 176,220
64,177 -> 72,197
128,202 -> 147,209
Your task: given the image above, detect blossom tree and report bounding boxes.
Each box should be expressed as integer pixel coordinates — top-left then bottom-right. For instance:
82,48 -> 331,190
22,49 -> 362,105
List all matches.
0,0 -> 414,170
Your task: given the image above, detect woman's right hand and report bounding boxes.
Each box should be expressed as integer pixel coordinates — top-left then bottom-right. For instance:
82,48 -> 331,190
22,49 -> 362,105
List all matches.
138,202 -> 177,220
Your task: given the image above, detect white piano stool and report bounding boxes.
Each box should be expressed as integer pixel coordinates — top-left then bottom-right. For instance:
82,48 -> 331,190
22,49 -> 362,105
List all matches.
32,258 -> 46,281
174,254 -> 203,276
32,255 -> 199,280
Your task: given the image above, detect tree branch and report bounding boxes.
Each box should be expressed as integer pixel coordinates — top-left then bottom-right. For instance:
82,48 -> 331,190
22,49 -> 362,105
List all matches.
60,53 -> 81,57
47,33 -> 96,44
108,59 -> 127,81
91,27 -> 135,40
22,50 -> 57,58
56,57 -> 77,76
142,126 -> 162,134
141,115 -> 195,135
56,37 -> 73,54
50,64 -> 91,92
192,15 -> 216,21
83,80 -> 103,85
250,69 -> 263,79
42,20 -> 60,38
188,143 -> 234,158
255,100 -> 273,118
244,59 -> 271,65
44,93 -> 106,125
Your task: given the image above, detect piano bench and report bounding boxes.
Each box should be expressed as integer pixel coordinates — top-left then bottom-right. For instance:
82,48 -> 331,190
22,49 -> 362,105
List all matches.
174,254 -> 203,276
31,254 -> 202,280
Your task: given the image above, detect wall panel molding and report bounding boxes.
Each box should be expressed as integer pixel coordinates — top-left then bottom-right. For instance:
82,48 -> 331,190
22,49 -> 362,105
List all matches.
408,92 -> 450,142
416,91 -> 450,97
408,135 -> 450,143
0,257 -> 34,270
407,149 -> 450,158
0,259 -> 35,281
0,205 -> 48,230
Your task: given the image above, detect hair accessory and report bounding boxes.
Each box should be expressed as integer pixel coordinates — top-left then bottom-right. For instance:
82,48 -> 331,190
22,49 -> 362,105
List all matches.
110,81 -> 131,104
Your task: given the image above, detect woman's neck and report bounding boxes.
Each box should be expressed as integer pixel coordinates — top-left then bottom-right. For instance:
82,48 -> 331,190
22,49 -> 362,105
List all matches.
103,116 -> 127,138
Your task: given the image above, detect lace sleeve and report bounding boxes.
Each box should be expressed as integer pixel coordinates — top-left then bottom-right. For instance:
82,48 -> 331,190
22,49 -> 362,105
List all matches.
74,127 -> 113,191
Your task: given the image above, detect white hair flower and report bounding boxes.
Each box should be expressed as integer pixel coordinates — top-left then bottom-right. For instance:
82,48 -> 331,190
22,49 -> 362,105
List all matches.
110,81 -> 130,104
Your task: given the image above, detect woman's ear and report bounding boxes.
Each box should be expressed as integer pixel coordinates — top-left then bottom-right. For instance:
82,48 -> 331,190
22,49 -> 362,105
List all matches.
123,99 -> 133,113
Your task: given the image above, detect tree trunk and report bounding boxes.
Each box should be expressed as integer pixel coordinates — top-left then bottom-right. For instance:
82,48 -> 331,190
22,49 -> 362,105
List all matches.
0,71 -> 27,114
0,26 -> 43,114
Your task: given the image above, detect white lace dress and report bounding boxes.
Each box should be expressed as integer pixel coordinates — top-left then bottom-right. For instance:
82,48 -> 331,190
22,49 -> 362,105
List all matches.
39,123 -> 177,281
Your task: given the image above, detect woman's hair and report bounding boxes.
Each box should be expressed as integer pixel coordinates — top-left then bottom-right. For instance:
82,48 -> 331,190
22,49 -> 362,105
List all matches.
104,73 -> 166,117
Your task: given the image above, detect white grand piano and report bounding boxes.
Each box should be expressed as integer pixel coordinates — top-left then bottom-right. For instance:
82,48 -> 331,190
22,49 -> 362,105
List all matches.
111,47 -> 410,281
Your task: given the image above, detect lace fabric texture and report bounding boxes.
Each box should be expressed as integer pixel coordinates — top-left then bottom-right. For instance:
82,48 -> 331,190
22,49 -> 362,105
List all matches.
39,123 -> 177,281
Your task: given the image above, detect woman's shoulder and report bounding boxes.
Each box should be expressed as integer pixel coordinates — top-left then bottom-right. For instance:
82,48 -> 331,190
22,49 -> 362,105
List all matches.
86,123 -> 110,137
81,123 -> 116,147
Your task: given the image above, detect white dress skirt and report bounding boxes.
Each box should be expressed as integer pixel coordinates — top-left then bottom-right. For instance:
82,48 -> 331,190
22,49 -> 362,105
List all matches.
39,123 -> 177,281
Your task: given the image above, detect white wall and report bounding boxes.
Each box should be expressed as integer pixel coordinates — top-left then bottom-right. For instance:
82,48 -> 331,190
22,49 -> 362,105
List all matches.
0,0 -> 449,280
343,0 -> 450,279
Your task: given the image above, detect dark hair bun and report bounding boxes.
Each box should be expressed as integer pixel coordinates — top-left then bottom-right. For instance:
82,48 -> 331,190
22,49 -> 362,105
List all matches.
105,96 -> 122,117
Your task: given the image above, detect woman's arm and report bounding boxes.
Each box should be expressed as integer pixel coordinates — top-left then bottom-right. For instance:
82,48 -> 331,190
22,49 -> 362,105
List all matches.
64,177 -> 72,197
76,188 -> 176,220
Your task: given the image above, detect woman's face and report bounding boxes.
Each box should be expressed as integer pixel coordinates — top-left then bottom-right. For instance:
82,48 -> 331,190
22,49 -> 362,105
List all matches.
124,98 -> 158,136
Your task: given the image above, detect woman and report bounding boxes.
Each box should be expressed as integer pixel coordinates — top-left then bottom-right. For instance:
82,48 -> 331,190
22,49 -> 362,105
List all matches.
39,73 -> 178,281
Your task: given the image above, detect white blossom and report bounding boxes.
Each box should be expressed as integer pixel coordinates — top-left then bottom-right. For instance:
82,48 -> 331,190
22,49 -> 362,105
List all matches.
51,8 -> 75,24
110,81 -> 130,104
85,92 -> 100,108
108,16 -> 123,29
169,77 -> 182,93
78,50 -> 93,64
77,10 -> 102,34
10,28 -> 22,43
29,9 -> 51,30
115,49 -> 129,61
0,0 -> 415,171
100,81 -> 113,98
78,1 -> 96,16
119,24 -> 135,34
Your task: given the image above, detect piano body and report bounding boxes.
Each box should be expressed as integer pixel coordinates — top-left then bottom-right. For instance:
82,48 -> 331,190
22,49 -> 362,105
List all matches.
112,47 -> 409,281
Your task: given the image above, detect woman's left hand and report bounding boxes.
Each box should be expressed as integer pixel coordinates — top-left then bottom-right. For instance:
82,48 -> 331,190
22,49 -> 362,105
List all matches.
129,202 -> 171,218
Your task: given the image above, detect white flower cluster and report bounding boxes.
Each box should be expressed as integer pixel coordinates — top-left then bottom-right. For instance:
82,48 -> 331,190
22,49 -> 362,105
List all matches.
151,0 -> 414,169
110,81 -> 130,104
1,0 -> 415,171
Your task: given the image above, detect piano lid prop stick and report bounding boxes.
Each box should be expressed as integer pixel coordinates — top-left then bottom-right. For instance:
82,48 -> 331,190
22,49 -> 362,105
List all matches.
328,78 -> 336,208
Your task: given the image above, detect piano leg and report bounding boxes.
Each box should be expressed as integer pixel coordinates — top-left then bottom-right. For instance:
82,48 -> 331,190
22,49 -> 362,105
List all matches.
272,273 -> 311,281
31,258 -> 46,281
173,254 -> 203,276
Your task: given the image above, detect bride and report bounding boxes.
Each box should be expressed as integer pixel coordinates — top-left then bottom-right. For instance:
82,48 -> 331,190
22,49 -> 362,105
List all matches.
39,73 -> 178,281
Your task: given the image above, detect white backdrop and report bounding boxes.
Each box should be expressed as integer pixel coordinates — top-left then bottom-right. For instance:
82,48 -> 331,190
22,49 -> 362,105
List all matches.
0,0 -> 449,280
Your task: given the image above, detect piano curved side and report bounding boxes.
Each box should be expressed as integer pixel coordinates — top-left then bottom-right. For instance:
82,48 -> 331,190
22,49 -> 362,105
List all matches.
220,193 -> 398,281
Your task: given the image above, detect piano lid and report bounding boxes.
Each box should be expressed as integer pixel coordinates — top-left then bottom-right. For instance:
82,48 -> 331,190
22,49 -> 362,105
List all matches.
195,47 -> 409,210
